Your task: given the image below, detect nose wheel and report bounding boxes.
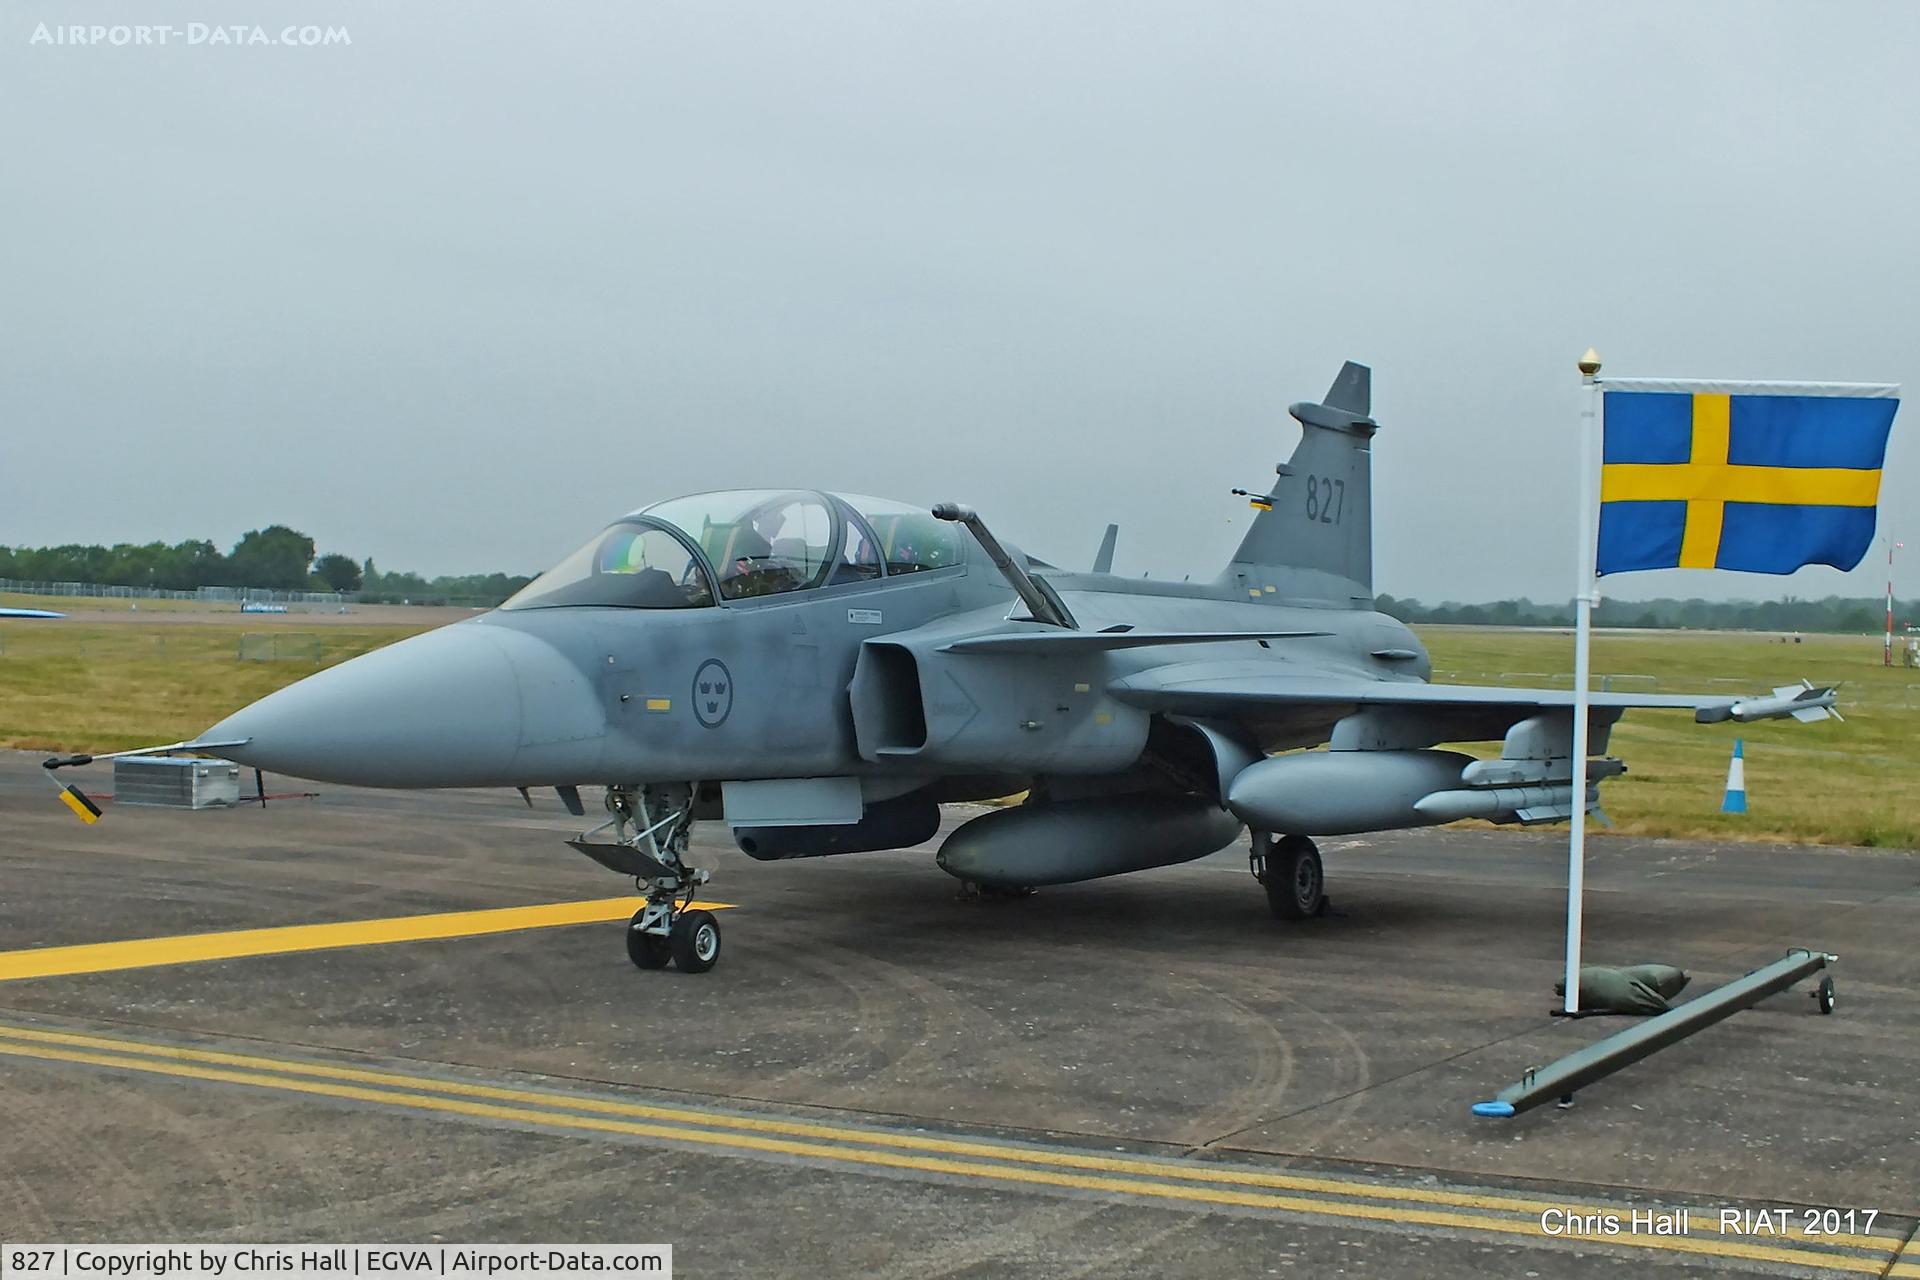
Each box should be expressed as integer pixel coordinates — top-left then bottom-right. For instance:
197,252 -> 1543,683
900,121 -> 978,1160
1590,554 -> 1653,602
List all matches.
626,903 -> 721,973
1251,832 -> 1327,920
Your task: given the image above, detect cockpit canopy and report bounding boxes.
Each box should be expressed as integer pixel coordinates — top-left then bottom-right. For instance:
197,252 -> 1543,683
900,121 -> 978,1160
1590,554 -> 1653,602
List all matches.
499,490 -> 965,611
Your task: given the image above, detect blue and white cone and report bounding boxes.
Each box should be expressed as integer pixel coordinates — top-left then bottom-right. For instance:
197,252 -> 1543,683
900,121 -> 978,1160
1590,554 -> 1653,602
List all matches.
1722,738 -> 1748,814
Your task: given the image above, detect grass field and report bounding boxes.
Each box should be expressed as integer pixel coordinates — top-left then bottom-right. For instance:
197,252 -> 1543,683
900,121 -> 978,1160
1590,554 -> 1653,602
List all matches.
0,621 -> 435,755
1,616 -> 1912,848
1423,628 -> 1917,848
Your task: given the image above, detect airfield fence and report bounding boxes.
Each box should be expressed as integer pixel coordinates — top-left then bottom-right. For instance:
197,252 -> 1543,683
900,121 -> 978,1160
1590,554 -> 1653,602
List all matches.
0,577 -> 353,605
1,578 -> 506,609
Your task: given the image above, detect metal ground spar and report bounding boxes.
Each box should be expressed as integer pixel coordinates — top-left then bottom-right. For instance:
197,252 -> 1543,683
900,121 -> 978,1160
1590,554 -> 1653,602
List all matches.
1474,949 -> 1839,1118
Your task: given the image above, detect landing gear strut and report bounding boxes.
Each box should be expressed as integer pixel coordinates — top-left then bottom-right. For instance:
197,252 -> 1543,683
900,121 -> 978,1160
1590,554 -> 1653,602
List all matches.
567,783 -> 721,974
1251,832 -> 1326,920
956,880 -> 1037,903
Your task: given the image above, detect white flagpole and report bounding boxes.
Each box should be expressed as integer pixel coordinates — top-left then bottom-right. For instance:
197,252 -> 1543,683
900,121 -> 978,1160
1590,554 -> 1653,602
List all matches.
1565,348 -> 1602,1015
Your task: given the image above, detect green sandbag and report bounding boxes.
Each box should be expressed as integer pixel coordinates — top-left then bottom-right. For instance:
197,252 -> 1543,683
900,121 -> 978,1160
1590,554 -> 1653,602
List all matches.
1553,963 -> 1692,1015
1614,963 -> 1690,999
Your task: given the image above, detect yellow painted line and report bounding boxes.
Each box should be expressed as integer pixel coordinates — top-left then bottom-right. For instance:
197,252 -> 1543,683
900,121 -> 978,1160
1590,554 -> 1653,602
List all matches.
0,1037 -> 1890,1276
1892,1231 -> 1920,1278
0,897 -> 735,982
0,1023 -> 1896,1265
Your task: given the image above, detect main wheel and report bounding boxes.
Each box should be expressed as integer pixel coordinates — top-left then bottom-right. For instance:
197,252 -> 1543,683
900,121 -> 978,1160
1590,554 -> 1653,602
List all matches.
1262,834 -> 1325,920
670,909 -> 722,973
626,909 -> 671,970
1815,975 -> 1836,1015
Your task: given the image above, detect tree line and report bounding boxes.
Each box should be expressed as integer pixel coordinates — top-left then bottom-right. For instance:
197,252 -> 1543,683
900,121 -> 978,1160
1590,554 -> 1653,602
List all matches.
357,562 -> 533,606
1373,593 -> 1899,634
0,527 -> 532,605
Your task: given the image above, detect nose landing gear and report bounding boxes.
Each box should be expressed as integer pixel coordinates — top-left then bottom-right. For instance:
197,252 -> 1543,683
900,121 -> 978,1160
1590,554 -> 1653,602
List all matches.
567,783 -> 723,974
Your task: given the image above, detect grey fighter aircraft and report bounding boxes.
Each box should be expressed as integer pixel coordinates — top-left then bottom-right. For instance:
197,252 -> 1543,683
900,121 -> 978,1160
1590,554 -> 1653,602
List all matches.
193,363 -> 1837,973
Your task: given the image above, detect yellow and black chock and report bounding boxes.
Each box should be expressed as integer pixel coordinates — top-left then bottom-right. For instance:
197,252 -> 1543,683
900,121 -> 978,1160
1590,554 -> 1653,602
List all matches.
57,783 -> 103,824
41,752 -> 102,825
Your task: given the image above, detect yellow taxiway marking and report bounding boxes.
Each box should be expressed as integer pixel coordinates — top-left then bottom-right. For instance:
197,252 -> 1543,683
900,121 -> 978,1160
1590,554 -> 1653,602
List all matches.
0,897 -> 735,983
0,1022 -> 1897,1273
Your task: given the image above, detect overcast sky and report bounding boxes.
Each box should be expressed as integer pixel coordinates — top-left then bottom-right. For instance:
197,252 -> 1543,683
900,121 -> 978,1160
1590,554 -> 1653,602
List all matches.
5,1 -> 1915,604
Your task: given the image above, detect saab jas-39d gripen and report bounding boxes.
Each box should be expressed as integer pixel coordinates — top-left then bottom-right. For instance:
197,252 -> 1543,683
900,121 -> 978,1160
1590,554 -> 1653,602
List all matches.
188,363 -> 1838,973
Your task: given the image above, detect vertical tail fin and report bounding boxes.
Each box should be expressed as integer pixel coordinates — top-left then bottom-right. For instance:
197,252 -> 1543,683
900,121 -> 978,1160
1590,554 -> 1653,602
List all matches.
1221,361 -> 1375,608
1092,523 -> 1118,574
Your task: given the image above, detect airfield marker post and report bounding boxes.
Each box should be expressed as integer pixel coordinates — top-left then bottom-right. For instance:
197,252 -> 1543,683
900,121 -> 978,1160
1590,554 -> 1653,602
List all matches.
1886,538 -> 1902,667
1565,349 -> 1604,1015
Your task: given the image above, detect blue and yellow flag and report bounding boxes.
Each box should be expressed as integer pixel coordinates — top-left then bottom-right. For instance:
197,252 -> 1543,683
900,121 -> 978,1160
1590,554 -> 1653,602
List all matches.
1597,382 -> 1899,576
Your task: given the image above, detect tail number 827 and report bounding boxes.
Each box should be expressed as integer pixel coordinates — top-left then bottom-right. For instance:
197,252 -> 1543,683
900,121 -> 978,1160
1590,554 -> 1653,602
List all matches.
1304,475 -> 1345,525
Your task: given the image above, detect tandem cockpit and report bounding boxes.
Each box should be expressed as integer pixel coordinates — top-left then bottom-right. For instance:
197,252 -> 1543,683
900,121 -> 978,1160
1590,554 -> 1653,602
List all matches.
500,490 -> 968,611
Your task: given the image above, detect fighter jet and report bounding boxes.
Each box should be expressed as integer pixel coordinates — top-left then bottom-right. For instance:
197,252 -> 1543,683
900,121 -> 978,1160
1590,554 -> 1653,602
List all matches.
195,363 -> 1837,972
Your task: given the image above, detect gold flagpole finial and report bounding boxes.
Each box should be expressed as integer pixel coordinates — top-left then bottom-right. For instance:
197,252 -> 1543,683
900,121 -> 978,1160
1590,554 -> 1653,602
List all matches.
1577,348 -> 1602,378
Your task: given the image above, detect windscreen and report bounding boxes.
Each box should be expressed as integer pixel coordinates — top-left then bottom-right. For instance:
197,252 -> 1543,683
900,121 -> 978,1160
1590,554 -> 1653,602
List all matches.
499,523 -> 715,610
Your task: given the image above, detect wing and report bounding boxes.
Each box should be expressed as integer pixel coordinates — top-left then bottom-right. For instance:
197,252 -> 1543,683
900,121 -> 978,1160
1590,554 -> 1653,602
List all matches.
941,630 -> 1328,655
1109,660 -> 1836,745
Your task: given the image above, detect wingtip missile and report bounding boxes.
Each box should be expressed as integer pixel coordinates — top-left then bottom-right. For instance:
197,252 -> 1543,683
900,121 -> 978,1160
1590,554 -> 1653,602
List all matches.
1728,681 -> 1839,724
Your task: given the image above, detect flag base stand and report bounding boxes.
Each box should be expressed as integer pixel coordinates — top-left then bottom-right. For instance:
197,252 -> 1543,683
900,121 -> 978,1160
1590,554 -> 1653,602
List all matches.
1475,949 -> 1837,1119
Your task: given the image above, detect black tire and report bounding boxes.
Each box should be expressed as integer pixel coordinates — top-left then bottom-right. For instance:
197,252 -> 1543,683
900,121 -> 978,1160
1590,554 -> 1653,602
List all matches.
670,909 -> 722,973
1816,975 -> 1836,1015
1262,834 -> 1325,920
626,909 -> 671,970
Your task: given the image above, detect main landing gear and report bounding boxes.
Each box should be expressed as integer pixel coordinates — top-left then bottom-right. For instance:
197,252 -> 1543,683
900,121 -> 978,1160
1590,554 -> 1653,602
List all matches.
566,783 -> 722,974
956,881 -> 1037,903
1250,831 -> 1327,920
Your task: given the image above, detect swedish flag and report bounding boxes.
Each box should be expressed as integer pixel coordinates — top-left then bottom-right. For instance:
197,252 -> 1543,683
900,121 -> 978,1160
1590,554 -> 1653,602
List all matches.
1596,382 -> 1899,576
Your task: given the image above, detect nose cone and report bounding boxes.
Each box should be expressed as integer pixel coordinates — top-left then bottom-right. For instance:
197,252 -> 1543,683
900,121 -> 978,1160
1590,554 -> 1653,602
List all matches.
204,622 -> 605,787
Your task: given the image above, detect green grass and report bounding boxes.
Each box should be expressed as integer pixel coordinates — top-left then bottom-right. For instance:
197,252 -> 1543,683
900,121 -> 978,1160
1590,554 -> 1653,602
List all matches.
2,618 -> 1912,848
0,622 -> 434,754
1422,627 -> 1919,848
